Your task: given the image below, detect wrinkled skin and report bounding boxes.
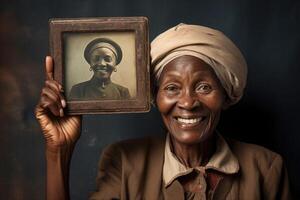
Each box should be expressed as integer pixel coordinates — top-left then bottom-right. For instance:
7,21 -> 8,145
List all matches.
157,55 -> 227,146
35,56 -> 81,150
35,55 -> 229,196
35,56 -> 81,200
156,55 -> 228,192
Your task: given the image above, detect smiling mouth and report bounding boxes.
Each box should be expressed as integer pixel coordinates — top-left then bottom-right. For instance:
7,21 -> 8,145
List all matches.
94,66 -> 108,72
175,117 -> 206,125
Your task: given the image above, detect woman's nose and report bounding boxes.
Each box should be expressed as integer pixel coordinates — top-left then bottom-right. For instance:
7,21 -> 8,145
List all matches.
99,58 -> 107,66
177,90 -> 200,110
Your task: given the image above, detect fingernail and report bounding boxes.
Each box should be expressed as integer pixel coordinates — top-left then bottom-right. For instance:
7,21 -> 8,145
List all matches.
61,99 -> 66,108
59,108 -> 64,117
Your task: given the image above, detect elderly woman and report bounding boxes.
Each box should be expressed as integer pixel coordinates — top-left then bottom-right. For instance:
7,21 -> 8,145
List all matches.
35,24 -> 291,199
69,38 -> 130,100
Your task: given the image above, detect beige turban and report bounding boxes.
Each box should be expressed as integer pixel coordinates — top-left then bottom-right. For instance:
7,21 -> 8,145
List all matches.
151,23 -> 247,105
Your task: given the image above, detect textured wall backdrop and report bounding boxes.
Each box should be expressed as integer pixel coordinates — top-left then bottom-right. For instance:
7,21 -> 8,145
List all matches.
0,0 -> 299,199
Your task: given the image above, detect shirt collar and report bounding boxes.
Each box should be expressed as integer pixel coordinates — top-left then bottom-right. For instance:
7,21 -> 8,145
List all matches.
90,76 -> 111,86
163,133 -> 239,187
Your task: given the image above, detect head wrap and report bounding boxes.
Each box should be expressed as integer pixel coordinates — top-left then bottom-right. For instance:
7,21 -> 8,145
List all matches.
84,38 -> 123,65
151,23 -> 247,105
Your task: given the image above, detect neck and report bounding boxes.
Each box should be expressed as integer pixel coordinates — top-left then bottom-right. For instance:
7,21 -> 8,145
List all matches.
169,134 -> 216,168
92,75 -> 111,84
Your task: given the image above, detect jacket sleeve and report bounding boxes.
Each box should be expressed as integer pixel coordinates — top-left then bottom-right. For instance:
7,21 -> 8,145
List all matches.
89,144 -> 122,200
263,154 -> 292,200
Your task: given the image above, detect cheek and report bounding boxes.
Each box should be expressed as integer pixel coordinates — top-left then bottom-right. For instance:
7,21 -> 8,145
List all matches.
90,60 -> 96,66
203,92 -> 225,112
107,61 -> 114,66
156,91 -> 177,114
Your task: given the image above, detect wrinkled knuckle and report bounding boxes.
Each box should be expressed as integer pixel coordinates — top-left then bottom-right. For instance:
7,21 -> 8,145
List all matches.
53,80 -> 59,86
41,87 -> 47,94
39,96 -> 46,104
40,101 -> 49,109
54,95 -> 60,102
47,100 -> 56,107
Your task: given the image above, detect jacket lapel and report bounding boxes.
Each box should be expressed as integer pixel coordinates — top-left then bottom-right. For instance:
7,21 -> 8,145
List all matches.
142,137 -> 166,200
212,174 -> 238,199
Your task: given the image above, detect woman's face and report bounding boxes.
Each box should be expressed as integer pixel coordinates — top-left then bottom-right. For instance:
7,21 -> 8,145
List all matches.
156,55 -> 227,145
89,47 -> 117,80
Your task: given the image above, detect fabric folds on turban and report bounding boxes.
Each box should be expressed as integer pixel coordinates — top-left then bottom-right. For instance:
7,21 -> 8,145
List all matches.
151,23 -> 247,105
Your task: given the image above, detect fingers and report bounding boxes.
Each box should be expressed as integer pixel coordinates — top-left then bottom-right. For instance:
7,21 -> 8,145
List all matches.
45,56 -> 54,80
38,56 -> 66,117
40,79 -> 66,117
40,96 -> 60,117
40,87 -> 64,117
45,80 -> 66,108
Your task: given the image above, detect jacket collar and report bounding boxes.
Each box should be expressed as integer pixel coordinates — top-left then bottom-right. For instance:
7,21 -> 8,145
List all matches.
163,133 -> 240,187
90,76 -> 111,87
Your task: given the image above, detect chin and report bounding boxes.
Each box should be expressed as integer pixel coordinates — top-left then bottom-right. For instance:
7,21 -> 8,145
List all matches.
170,129 -> 213,145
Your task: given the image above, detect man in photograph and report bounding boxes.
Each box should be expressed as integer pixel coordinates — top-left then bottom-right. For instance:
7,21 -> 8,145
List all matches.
69,38 -> 130,100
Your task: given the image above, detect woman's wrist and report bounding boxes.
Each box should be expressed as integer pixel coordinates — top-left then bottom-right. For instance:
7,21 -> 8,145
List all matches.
45,144 -> 75,170
45,144 -> 74,200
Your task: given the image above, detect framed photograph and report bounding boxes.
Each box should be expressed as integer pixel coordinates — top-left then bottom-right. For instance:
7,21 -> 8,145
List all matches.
49,17 -> 150,114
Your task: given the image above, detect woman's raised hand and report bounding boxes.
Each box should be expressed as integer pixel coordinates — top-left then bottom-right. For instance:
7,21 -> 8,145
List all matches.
35,56 -> 82,151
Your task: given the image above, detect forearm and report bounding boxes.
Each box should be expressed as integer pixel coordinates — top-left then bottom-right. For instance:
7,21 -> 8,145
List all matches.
45,146 -> 74,200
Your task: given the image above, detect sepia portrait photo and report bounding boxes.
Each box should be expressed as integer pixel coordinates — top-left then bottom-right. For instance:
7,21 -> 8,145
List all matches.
49,17 -> 150,114
64,33 -> 136,101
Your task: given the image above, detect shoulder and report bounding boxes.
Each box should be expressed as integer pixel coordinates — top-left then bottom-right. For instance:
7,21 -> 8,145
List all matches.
94,137 -> 166,198
225,138 -> 291,199
111,82 -> 129,92
227,138 -> 283,174
101,137 -> 164,168
99,136 -> 165,177
103,137 -> 165,157
71,80 -> 92,90
228,138 -> 281,160
69,81 -> 93,99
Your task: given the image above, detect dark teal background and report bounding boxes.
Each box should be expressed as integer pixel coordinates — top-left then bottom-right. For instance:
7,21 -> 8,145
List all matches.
0,0 -> 299,199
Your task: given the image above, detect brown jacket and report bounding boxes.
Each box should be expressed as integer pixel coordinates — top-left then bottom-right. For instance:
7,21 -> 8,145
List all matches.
89,137 -> 291,200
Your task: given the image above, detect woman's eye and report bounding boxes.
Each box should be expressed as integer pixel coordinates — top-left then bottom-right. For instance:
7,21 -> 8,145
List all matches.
104,56 -> 112,62
196,83 -> 212,94
165,85 -> 180,94
91,55 -> 100,62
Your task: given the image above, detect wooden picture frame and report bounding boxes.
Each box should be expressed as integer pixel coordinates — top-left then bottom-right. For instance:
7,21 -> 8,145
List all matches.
49,17 -> 150,114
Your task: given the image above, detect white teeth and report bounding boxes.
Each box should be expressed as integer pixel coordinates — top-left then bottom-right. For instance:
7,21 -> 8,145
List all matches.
177,117 -> 202,124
